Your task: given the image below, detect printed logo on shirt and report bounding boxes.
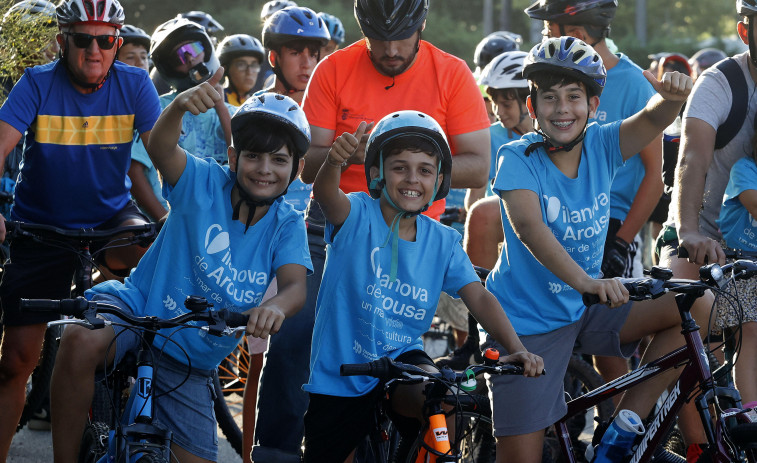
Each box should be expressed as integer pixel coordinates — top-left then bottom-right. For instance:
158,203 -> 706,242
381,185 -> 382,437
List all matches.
192,224 -> 268,306
543,193 -> 610,241
363,247 -> 428,321
340,109 -> 372,123
595,110 -> 607,123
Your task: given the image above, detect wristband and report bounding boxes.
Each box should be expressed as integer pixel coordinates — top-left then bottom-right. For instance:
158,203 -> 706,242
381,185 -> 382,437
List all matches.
326,158 -> 347,168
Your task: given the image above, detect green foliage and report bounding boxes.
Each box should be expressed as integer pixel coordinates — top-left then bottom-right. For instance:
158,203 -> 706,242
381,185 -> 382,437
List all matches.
118,0 -> 743,72
0,0 -> 59,104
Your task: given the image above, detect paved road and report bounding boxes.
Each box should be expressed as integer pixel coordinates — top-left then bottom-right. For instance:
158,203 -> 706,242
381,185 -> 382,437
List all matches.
8,423 -> 243,462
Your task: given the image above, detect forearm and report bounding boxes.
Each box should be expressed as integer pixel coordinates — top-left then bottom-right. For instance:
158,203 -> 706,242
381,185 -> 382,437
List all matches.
215,102 -> 232,148
465,186 -> 487,211
301,145 -> 333,184
450,151 -> 489,189
128,163 -> 167,221
616,175 -> 664,242
641,95 -> 684,134
674,155 -> 708,235
146,103 -> 184,165
464,288 -> 526,355
265,278 -> 307,318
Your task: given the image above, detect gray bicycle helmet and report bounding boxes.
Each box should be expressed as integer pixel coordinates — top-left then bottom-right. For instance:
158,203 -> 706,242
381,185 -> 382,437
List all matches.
217,34 -> 265,67
474,31 -> 523,71
177,11 -> 224,37
2,0 -> 56,25
151,18 -> 220,91
365,110 -> 452,203
354,0 -> 428,41
523,36 -> 606,97
119,24 -> 150,50
261,0 -> 297,21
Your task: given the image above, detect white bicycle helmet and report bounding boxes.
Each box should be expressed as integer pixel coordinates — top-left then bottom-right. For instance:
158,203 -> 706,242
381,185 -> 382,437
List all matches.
478,51 -> 529,90
55,0 -> 124,28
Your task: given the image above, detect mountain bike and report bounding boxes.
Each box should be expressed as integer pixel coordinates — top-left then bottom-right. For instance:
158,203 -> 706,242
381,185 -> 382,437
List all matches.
556,262 -> 757,463
1,220 -> 159,431
342,349 -> 535,462
21,295 -> 249,463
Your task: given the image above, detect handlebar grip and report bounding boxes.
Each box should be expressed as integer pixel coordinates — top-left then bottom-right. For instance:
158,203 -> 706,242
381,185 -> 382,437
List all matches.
223,311 -> 249,328
20,298 -> 88,317
340,363 -> 374,377
582,293 -> 600,306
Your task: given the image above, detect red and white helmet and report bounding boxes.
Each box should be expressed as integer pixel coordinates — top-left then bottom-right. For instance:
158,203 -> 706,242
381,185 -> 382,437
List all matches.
56,0 -> 125,29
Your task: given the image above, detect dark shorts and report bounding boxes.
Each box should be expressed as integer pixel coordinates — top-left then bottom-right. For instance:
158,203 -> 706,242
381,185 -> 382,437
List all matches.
0,201 -> 147,326
302,349 -> 435,463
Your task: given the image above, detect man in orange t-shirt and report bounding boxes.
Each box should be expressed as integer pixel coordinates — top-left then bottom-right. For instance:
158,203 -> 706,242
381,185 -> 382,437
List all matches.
251,1 -> 490,461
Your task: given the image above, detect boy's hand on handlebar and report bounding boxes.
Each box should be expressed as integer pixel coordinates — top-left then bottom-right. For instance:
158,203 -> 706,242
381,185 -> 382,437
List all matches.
174,67 -> 224,116
246,303 -> 285,339
501,351 -> 544,377
578,277 -> 629,308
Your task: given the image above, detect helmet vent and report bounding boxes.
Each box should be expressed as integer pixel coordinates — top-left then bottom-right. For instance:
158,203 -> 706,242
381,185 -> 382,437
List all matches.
288,105 -> 298,111
258,94 -> 266,103
573,49 -> 585,61
274,94 -> 285,100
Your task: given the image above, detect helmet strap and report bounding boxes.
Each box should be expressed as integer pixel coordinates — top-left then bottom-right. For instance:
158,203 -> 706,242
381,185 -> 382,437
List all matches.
231,177 -> 276,233
749,19 -> 757,68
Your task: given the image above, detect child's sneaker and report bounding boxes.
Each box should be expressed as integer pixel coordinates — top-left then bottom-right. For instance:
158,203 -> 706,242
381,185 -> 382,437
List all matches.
27,407 -> 51,431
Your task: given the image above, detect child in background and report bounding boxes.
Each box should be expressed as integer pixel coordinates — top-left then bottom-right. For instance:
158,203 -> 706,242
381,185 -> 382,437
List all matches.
714,135 -> 757,405
302,110 -> 543,462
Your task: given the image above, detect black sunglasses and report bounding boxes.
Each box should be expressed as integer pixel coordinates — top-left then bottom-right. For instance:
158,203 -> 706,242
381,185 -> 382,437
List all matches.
65,32 -> 119,50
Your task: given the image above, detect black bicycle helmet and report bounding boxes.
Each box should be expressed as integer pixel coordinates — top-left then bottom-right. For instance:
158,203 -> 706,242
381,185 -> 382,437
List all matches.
119,24 -> 150,50
688,48 -> 727,73
217,34 -> 265,67
151,18 -> 220,92
474,31 -> 523,72
177,11 -> 224,37
354,0 -> 428,41
525,0 -> 617,26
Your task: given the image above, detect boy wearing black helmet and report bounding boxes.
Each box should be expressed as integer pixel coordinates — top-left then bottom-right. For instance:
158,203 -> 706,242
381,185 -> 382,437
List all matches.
217,34 -> 265,106
302,112 -> 542,463
50,73 -> 313,463
485,37 -> 706,462
117,24 -> 150,72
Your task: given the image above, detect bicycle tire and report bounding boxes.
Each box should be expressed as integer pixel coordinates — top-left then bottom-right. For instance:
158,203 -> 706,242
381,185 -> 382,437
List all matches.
730,422 -> 757,448
543,355 -> 613,463
17,324 -> 61,432
212,370 -> 243,457
78,421 -> 109,463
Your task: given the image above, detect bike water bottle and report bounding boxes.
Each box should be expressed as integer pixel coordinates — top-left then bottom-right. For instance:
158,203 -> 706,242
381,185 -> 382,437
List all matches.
591,409 -> 645,462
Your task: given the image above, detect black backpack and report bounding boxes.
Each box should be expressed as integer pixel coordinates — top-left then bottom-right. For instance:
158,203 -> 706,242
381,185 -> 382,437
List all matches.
714,57 -> 757,150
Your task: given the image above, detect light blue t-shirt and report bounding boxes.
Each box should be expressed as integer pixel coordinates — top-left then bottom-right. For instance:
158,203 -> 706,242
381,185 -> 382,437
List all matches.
488,123 -> 523,197
487,121 -> 624,336
593,54 -> 655,221
88,153 -> 313,370
718,157 -> 757,251
131,91 -> 235,166
305,193 -> 479,397
129,132 -> 168,219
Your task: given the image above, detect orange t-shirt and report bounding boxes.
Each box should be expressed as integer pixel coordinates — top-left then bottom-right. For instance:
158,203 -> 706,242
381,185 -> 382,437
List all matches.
302,39 -> 489,219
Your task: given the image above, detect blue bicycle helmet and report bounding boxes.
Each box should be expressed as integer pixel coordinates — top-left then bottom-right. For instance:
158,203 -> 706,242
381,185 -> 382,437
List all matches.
262,6 -> 330,50
318,12 -> 345,44
522,36 -> 606,97
364,110 -> 452,203
119,24 -> 150,50
150,18 -> 221,91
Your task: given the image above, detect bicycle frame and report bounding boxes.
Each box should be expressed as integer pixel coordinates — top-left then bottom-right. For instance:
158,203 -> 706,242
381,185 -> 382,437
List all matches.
555,292 -> 740,463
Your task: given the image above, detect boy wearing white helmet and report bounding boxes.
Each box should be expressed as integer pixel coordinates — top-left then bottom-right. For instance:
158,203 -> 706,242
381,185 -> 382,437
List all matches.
302,111 -> 542,462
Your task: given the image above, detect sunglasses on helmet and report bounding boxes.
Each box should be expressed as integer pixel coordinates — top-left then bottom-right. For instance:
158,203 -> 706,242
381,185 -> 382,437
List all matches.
174,41 -> 205,66
65,32 -> 119,50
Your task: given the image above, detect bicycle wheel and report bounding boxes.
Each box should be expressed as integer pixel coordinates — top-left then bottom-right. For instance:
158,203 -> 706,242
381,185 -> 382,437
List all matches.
542,355 -> 614,463
212,369 -> 243,458
17,324 -> 61,431
457,410 -> 496,463
78,421 -> 109,463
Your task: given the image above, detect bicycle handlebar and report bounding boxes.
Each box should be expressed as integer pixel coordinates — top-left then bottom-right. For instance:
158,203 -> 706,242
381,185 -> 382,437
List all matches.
582,260 -> 757,306
677,245 -> 757,260
340,354 -> 527,387
4,220 -> 160,245
20,296 -> 249,337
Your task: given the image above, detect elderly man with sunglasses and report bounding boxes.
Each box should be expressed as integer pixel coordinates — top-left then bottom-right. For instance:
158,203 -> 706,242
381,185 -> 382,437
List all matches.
0,0 -> 160,457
